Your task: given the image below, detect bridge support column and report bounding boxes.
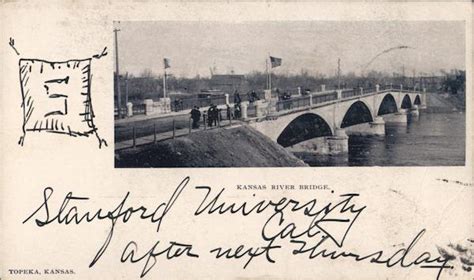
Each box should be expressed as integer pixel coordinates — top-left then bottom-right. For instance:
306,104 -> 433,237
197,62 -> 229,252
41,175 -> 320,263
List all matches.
286,129 -> 348,156
265,98 -> 279,120
241,102 -> 248,120
264,89 -> 272,101
326,128 -> 349,154
383,109 -> 408,124
420,89 -> 427,109
370,117 -> 385,136
240,102 -> 249,120
126,102 -> 133,117
408,105 -> 420,122
344,117 -> 385,137
144,99 -> 154,116
409,105 -> 420,117
255,100 -> 267,118
225,93 -> 230,105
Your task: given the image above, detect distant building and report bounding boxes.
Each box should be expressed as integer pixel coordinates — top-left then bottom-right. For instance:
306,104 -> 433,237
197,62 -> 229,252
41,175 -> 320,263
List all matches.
197,89 -> 226,99
210,74 -> 245,93
168,90 -> 194,99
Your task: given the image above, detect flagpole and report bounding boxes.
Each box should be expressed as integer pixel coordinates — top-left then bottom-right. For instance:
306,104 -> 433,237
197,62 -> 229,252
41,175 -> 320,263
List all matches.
265,58 -> 269,90
163,67 -> 167,98
268,54 -> 272,92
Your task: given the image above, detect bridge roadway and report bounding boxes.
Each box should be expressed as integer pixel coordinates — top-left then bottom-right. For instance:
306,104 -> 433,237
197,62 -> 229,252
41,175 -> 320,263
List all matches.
248,85 -> 426,155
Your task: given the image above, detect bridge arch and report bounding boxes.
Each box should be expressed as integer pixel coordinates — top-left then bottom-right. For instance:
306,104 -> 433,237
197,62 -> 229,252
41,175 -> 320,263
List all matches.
377,94 -> 398,115
276,113 -> 332,147
401,94 -> 412,109
414,95 -> 421,105
340,101 -> 373,128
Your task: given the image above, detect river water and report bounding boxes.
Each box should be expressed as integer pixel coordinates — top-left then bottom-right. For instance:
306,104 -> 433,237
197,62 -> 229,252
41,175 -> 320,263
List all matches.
303,112 -> 466,167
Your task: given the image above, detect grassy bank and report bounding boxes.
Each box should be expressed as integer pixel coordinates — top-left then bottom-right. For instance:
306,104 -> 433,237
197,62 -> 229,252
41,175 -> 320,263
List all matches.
426,91 -> 465,113
115,125 -> 307,167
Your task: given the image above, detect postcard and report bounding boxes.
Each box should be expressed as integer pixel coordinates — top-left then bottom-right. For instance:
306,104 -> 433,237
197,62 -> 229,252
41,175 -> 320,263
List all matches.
1,1 -> 472,279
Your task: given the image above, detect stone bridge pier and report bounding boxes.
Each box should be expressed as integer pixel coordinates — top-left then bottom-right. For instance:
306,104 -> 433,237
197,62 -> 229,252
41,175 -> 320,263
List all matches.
251,85 -> 426,156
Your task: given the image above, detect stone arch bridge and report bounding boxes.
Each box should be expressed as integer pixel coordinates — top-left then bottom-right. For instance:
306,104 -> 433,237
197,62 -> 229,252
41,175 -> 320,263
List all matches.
247,85 -> 426,154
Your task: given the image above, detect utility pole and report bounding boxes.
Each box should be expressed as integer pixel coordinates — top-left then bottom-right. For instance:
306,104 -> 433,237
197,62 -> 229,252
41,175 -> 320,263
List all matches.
337,58 -> 341,89
401,64 -> 406,86
114,28 -> 122,119
163,58 -> 170,98
125,72 -> 129,105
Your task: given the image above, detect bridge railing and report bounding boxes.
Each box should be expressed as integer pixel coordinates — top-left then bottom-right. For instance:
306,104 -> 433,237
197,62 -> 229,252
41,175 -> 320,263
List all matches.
364,87 -> 376,94
275,90 -> 340,112
230,92 -> 266,103
276,96 -> 311,112
114,103 -> 146,119
341,89 -> 360,98
400,87 -> 421,92
272,84 -> 425,113
172,95 -> 227,112
379,84 -> 393,90
313,91 -> 338,104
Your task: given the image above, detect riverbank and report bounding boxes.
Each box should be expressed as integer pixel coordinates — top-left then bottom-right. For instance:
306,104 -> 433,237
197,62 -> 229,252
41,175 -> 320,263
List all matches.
426,91 -> 465,113
115,126 -> 307,167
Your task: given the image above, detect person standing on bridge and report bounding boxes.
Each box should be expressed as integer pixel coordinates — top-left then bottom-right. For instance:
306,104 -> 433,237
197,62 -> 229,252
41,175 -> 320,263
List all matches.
247,91 -> 253,103
251,90 -> 259,101
174,99 -> 180,112
212,104 -> 219,127
234,103 -> 241,119
234,90 -> 241,104
207,104 -> 216,127
190,106 -> 201,129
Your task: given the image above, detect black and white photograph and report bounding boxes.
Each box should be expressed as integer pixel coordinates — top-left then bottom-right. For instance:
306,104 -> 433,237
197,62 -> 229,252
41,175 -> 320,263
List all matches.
2,2 -> 472,280
114,21 -> 466,167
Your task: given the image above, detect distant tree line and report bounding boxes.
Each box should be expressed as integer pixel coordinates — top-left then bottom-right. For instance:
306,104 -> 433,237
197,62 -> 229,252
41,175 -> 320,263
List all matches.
441,69 -> 465,95
115,68 -> 465,104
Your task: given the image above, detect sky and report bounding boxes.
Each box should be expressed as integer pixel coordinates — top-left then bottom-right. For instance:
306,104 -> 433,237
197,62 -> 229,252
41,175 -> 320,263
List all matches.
116,21 -> 465,78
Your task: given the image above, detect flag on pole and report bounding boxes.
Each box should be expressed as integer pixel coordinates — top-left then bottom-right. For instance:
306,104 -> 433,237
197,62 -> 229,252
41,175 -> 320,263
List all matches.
270,56 -> 282,68
163,58 -> 171,69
